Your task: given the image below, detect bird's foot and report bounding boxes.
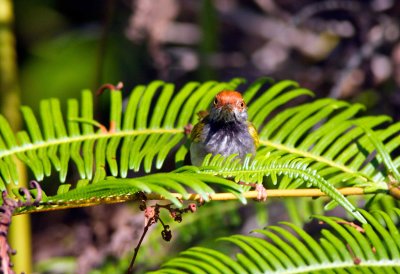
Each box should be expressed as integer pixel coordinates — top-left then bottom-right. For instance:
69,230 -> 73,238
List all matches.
239,182 -> 267,202
255,184 -> 267,202
198,193 -> 212,206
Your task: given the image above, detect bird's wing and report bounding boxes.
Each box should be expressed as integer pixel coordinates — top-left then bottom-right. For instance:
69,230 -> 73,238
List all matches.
247,122 -> 259,148
190,111 -> 209,143
190,121 -> 205,143
197,110 -> 209,120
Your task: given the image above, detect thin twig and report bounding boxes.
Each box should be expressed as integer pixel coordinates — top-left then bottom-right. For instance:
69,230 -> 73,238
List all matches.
126,218 -> 152,274
126,198 -> 196,272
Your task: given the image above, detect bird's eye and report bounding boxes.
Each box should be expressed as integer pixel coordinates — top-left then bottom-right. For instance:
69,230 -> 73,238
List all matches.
240,102 -> 244,108
214,98 -> 218,105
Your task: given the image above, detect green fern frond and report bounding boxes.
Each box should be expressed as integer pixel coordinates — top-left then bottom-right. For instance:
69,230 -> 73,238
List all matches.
252,88 -> 399,187
15,172 -> 245,214
0,79 -> 250,189
0,78 -> 322,190
1,77 -> 399,203
365,194 -> 400,224
186,154 -> 366,223
353,121 -> 400,182
151,209 -> 400,273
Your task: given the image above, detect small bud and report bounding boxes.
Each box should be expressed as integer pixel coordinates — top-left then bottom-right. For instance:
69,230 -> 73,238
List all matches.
188,203 -> 197,212
174,215 -> 182,223
144,207 -> 155,219
162,227 -> 172,241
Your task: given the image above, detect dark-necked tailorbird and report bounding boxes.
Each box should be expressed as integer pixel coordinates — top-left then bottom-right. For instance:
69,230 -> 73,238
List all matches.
189,90 -> 266,200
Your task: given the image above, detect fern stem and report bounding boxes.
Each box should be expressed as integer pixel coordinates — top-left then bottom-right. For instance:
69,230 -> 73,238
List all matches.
0,128 -> 184,159
389,185 -> 400,199
16,187 -> 367,214
146,187 -> 366,200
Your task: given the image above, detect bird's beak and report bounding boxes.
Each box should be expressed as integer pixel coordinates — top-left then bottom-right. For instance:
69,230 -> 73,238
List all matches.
220,104 -> 236,121
221,104 -> 233,113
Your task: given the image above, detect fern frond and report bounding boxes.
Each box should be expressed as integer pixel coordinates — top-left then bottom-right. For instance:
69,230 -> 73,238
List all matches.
15,172 -> 245,214
0,79 -> 249,189
353,121 -> 400,182
189,154 -> 366,223
151,209 -> 400,273
1,77 -> 399,202
251,89 -> 399,187
0,78 -> 321,191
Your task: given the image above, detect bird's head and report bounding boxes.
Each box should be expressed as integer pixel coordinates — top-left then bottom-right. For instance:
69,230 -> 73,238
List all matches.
209,90 -> 248,123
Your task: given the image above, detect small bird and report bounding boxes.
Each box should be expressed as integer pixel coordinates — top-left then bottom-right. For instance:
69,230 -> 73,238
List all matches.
190,90 -> 266,200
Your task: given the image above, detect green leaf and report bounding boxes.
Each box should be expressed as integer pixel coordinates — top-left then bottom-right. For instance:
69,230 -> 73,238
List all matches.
199,154 -> 367,223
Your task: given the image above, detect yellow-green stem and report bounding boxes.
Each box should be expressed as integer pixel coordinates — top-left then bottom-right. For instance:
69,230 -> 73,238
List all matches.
16,187 -> 367,215
9,162 -> 30,273
0,0 -> 31,272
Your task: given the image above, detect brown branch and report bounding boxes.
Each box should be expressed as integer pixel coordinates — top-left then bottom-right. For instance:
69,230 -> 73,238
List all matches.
144,187 -> 366,201
15,187 -> 368,215
389,186 -> 400,200
0,181 -> 42,274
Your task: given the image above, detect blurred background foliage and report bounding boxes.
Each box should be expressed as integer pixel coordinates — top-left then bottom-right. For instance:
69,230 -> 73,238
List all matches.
13,0 -> 400,119
4,0 -> 400,273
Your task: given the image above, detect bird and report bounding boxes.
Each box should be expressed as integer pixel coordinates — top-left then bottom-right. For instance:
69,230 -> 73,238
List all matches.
189,90 -> 266,200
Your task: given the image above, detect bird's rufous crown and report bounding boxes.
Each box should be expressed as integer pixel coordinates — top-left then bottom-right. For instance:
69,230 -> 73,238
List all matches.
214,90 -> 246,111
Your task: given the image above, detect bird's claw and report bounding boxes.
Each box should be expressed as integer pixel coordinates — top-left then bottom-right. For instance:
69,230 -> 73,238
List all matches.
198,193 -> 212,206
255,184 -> 267,202
239,182 -> 267,202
